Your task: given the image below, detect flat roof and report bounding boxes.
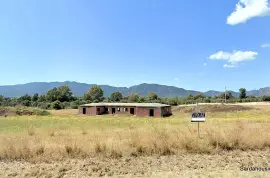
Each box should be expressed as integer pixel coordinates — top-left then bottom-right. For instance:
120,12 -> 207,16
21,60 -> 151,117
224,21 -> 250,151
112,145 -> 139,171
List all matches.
80,103 -> 170,108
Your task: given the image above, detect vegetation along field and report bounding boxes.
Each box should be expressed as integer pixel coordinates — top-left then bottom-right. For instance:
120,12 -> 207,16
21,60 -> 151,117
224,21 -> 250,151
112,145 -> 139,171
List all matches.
0,103 -> 269,177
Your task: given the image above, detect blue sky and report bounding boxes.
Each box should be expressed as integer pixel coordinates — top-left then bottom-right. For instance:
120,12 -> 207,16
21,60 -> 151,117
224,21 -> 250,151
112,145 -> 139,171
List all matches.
0,0 -> 269,92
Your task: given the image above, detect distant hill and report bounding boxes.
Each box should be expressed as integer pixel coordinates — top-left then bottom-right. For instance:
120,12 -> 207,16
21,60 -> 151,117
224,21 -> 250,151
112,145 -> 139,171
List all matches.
127,83 -> 201,97
203,90 -> 239,97
0,81 -> 269,98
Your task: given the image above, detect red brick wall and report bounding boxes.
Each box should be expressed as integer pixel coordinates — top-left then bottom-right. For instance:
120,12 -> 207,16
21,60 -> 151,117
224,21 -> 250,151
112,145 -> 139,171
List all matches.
79,106 -> 171,117
136,107 -> 161,118
79,106 -> 96,115
155,108 -> 160,117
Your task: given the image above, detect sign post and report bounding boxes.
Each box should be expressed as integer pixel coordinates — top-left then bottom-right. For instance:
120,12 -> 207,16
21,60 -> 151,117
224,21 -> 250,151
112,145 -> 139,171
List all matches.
191,102 -> 206,138
198,121 -> 200,138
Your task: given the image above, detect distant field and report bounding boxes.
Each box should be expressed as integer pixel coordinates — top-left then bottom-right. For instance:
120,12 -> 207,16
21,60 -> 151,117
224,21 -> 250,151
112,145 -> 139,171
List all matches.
1,104 -> 269,133
0,104 -> 269,177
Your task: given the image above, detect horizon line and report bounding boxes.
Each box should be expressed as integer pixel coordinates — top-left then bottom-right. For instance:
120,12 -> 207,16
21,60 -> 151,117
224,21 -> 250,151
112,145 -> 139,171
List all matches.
0,81 -> 267,93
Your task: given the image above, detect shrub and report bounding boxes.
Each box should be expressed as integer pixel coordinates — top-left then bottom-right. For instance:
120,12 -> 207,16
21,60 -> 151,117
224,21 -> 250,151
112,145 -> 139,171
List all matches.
62,102 -> 70,109
38,102 -> 51,110
14,107 -> 50,116
31,101 -> 38,107
70,101 -> 80,109
35,110 -> 50,116
21,100 -> 31,107
52,100 -> 62,110
262,95 -> 270,101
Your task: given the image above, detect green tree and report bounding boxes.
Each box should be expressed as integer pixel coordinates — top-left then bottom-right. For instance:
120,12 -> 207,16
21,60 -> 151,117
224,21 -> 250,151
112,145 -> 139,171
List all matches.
46,87 -> 59,102
0,95 -> 4,103
193,94 -> 205,100
138,97 -> 146,103
18,94 -> 32,106
57,85 -> 73,102
219,91 -> 233,100
128,93 -> 139,103
227,91 -> 233,99
22,100 -> 31,107
110,92 -> 123,102
187,94 -> 194,100
167,98 -> 178,106
32,93 -> 39,102
84,85 -> 104,102
148,92 -> 158,101
38,95 -> 46,102
18,94 -> 31,102
239,88 -> 247,99
120,97 -> 128,103
46,85 -> 73,102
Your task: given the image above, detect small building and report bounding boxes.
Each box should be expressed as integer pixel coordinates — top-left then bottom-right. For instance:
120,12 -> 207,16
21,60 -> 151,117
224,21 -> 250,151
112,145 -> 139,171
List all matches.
79,103 -> 172,118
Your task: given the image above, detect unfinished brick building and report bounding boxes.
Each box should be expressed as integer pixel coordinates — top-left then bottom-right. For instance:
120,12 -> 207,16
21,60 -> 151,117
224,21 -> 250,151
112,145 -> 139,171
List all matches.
79,103 -> 172,118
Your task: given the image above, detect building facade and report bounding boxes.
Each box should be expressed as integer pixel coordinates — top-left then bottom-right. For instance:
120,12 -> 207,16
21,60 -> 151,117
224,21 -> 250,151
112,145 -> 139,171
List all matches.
79,103 -> 172,118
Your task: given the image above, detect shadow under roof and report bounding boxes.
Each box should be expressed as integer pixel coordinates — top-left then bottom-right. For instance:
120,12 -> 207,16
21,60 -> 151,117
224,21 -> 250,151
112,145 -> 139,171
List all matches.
80,103 -> 170,108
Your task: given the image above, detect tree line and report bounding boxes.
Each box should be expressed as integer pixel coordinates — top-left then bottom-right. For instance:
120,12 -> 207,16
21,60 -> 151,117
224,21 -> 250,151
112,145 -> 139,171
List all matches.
0,85 -> 270,110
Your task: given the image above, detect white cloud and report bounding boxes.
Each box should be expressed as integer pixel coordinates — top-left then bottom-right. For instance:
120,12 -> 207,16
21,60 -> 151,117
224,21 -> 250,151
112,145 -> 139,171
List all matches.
227,0 -> 270,25
261,43 -> 270,48
209,50 -> 258,68
209,51 -> 231,60
223,64 -> 237,68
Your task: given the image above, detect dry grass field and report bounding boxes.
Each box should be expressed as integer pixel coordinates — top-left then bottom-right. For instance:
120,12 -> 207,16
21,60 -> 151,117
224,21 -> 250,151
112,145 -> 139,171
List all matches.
0,103 -> 270,177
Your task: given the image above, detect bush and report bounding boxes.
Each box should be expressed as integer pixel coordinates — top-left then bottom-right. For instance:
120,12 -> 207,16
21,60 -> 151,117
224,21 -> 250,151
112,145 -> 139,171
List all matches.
203,99 -> 211,103
7,107 -> 51,116
21,100 -> 31,107
38,102 -> 51,110
52,100 -> 62,110
262,95 -> 270,101
70,101 -> 80,109
15,108 -> 34,115
35,110 -> 50,116
31,101 -> 38,107
62,102 -> 70,109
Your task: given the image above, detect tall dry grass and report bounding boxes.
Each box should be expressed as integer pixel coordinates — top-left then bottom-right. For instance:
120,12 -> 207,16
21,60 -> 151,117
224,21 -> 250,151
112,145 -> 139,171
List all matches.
0,120 -> 269,161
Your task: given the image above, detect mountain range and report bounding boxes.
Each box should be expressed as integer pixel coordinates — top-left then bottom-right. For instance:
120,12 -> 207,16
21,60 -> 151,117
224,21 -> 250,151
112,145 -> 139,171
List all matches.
0,81 -> 269,98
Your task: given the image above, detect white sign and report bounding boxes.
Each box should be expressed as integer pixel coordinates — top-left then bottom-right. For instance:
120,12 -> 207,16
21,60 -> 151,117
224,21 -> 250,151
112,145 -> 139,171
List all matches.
191,112 -> 206,122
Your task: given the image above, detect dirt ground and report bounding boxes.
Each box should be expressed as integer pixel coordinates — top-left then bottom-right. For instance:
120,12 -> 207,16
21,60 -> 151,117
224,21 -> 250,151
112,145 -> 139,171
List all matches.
0,150 -> 269,178
1,104 -> 270,178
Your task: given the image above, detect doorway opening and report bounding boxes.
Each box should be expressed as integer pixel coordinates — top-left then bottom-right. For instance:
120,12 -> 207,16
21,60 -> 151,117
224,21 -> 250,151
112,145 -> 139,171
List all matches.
83,108 -> 86,114
112,108 -> 116,114
130,108 -> 135,115
97,108 -> 100,115
149,109 -> 154,117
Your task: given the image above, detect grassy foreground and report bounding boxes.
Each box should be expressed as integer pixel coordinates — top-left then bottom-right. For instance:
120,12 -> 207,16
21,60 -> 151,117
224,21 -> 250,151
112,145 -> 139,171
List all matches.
0,104 -> 270,161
